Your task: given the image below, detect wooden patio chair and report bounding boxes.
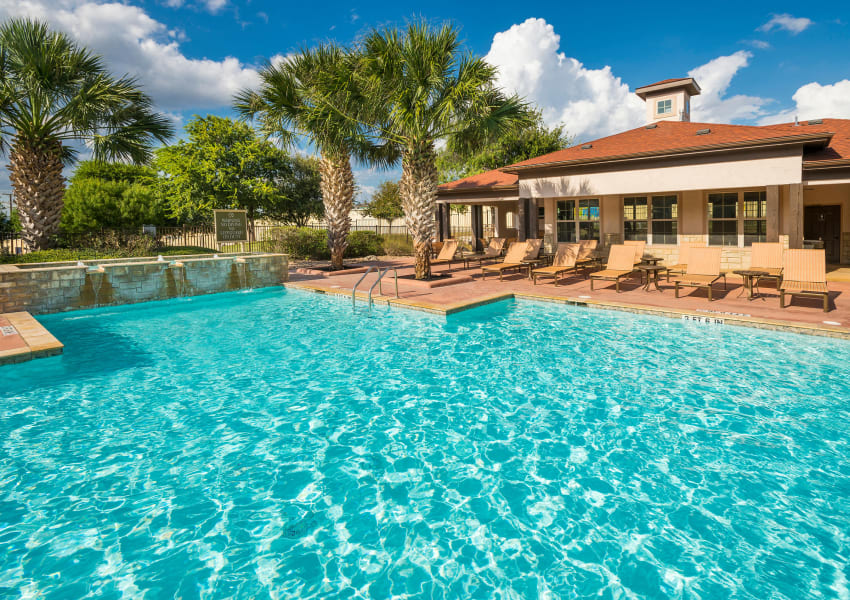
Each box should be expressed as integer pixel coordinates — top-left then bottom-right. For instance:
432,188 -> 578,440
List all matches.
464,238 -> 506,269
589,245 -> 638,292
779,249 -> 829,312
750,242 -> 784,286
481,241 -> 530,280
624,240 -> 646,264
532,243 -> 583,285
671,247 -> 726,301
666,241 -> 706,281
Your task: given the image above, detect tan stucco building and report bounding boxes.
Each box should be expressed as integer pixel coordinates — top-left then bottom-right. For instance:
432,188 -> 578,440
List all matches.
437,77 -> 850,269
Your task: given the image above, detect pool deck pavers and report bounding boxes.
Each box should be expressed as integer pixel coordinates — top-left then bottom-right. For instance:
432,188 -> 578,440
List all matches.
0,312 -> 63,365
287,258 -> 850,338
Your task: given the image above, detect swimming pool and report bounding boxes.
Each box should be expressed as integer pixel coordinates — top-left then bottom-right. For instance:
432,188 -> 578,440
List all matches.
2,288 -> 849,598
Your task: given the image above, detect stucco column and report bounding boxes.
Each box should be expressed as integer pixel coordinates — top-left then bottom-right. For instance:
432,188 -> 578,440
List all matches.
517,198 -> 528,242
495,205 -> 508,237
788,183 -> 803,248
766,185 -> 780,242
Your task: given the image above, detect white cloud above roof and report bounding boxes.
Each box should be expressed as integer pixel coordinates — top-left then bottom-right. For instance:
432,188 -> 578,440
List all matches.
0,0 -> 259,112
758,13 -> 814,35
759,80 -> 850,125
687,51 -> 769,123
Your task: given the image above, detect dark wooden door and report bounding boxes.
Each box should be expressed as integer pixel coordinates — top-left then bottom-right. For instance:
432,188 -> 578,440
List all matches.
804,205 -> 841,263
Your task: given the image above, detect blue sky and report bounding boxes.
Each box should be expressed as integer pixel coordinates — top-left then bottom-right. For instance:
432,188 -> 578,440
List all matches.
1,0 -> 848,198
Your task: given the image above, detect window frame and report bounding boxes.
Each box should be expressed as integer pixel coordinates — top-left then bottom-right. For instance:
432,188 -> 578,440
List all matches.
650,195 -> 679,245
742,191 -> 767,246
705,189 -> 770,247
556,198 -> 600,243
623,196 -> 648,242
656,98 -> 672,115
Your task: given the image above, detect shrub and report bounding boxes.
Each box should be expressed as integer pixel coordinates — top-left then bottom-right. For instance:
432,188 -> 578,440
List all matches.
59,230 -> 159,257
382,234 -> 413,256
269,227 -> 329,259
345,231 -> 384,258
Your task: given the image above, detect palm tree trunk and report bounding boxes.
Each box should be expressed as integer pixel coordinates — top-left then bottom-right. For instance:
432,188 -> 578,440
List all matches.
400,142 -> 437,279
8,139 -> 65,250
318,152 -> 354,270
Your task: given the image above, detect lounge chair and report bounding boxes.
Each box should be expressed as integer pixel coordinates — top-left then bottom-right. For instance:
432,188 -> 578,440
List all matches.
575,240 -> 599,268
431,241 -> 444,258
666,241 -> 707,281
532,243 -> 583,285
589,245 -> 638,292
430,239 -> 462,271
481,241 -> 530,280
464,238 -> 506,268
749,242 -> 783,285
671,247 -> 726,301
624,240 -> 646,264
779,249 -> 829,312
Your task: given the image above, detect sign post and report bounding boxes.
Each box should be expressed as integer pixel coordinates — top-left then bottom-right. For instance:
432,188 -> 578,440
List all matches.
214,209 -> 249,252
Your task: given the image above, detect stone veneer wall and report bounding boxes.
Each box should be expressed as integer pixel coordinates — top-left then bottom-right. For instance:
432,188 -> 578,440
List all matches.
0,253 -> 288,315
643,235 -> 790,271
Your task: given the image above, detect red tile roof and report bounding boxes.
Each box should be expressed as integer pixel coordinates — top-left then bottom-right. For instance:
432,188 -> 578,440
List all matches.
640,77 -> 691,88
503,120 -> 836,171
437,118 -> 850,195
437,168 -> 517,192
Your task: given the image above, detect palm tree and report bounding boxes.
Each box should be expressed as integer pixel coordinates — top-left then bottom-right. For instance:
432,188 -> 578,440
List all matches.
0,18 -> 174,250
234,45 -> 393,271
357,22 -> 531,279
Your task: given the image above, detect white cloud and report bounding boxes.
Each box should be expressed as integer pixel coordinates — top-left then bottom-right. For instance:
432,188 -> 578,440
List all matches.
760,80 -> 850,125
0,0 -> 259,112
688,51 -> 770,123
485,19 -> 776,140
746,39 -> 771,49
484,18 -> 644,141
758,13 -> 813,35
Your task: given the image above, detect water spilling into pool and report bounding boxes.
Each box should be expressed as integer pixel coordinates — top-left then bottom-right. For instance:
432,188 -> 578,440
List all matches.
2,288 -> 849,598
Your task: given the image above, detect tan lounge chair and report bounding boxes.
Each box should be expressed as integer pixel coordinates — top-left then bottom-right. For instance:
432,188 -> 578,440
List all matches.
750,242 -> 783,285
532,243 -> 582,285
589,245 -> 638,292
624,240 -> 646,264
464,237 -> 506,268
575,239 -> 599,268
430,239 -> 462,271
481,241 -> 530,280
779,249 -> 829,312
525,238 -> 543,259
666,241 -> 707,281
671,247 -> 726,301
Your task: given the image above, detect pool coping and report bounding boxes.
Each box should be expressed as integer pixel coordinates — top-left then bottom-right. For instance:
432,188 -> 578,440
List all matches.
0,312 -> 64,365
285,282 -> 850,339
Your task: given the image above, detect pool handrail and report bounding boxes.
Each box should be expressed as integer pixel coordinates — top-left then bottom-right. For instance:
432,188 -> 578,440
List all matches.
352,266 -> 375,308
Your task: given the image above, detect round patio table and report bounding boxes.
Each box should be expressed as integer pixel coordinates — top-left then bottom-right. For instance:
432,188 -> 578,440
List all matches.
639,255 -> 662,265
638,264 -> 666,292
734,269 -> 769,300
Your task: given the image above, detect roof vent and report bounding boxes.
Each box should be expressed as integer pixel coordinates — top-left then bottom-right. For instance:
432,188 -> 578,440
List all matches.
807,119 -> 824,125
581,143 -> 593,149
696,128 -> 711,135
645,123 -> 658,129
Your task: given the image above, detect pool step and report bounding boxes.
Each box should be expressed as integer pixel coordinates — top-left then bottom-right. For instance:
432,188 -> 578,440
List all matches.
0,312 -> 63,366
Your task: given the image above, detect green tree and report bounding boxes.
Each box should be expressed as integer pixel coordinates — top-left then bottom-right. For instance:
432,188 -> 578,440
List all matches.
153,115 -> 293,234
360,181 -> 403,227
0,18 -> 173,249
436,110 -> 570,183
357,22 -> 531,278
234,45 -> 395,270
61,161 -> 166,233
268,155 -> 323,226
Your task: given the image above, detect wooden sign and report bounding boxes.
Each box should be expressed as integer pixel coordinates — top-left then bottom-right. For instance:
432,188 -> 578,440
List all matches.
214,209 -> 248,243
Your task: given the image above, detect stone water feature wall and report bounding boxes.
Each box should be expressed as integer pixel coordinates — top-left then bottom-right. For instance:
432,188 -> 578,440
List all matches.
0,253 -> 288,315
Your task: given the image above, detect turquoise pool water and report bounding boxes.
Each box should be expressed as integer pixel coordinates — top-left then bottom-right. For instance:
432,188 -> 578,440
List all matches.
2,288 -> 850,599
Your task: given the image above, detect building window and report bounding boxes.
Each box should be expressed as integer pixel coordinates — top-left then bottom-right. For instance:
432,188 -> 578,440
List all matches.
657,99 -> 672,115
623,197 -> 648,241
557,199 -> 599,242
743,191 -> 767,246
651,195 -> 678,244
708,192 -> 739,246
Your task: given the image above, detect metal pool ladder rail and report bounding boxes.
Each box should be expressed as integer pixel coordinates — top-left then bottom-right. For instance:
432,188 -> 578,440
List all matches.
352,267 -> 400,312
351,267 -> 375,309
